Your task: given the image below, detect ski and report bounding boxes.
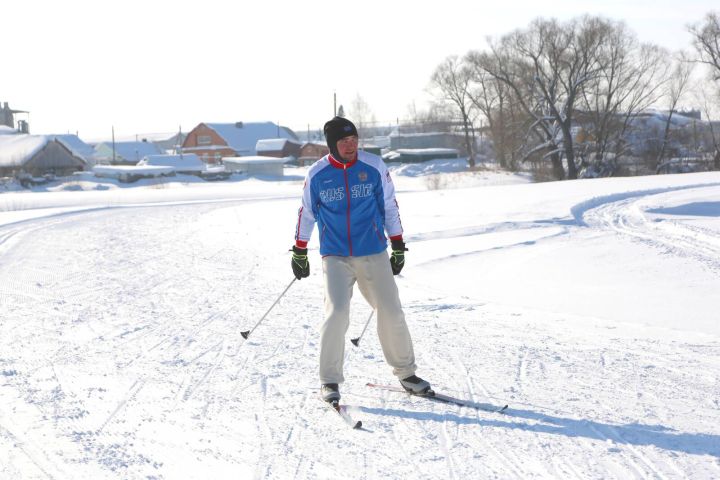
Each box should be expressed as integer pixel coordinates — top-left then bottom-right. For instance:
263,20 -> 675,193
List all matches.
366,383 -> 508,413
327,400 -> 363,429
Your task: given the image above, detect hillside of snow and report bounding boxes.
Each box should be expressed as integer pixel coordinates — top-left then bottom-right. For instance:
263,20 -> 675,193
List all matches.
1,164 -> 719,479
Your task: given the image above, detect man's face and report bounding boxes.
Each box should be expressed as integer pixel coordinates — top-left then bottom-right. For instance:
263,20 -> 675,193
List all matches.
336,135 -> 358,162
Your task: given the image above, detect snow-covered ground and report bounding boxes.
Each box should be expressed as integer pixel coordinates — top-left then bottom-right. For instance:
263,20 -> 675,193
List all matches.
1,162 -> 719,479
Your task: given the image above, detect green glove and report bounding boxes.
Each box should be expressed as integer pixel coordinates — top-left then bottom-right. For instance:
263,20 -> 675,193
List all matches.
291,246 -> 310,279
389,239 -> 407,275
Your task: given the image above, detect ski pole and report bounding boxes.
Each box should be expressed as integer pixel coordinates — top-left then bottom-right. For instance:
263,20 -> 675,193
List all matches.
241,277 -> 296,339
350,310 -> 374,347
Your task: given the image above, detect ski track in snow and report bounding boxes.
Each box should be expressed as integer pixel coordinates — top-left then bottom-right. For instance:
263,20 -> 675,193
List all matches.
576,183 -> 720,273
1,181 -> 719,479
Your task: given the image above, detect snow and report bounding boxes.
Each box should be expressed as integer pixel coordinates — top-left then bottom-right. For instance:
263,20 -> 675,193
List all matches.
222,155 -> 290,165
1,161 -> 719,479
0,135 -> 49,167
396,147 -> 459,155
94,141 -> 163,163
138,154 -> 205,173
205,122 -> 298,156
53,134 -> 96,162
256,138 -> 301,151
92,165 -> 174,177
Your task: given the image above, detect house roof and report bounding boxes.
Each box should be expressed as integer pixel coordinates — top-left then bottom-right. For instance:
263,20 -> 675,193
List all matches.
256,138 -> 301,151
53,134 -> 95,160
0,135 -> 48,167
205,122 -> 298,155
222,155 -> 290,165
94,141 -> 163,161
138,153 -> 204,172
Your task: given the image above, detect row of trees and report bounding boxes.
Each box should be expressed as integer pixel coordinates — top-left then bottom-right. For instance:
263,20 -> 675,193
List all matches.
430,13 -> 720,179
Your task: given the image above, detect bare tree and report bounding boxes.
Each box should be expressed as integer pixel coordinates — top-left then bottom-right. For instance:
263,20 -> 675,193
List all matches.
349,94 -> 375,135
406,101 -> 455,132
431,55 -> 478,167
689,12 -> 720,80
655,52 -> 695,170
577,22 -> 671,174
692,81 -> 720,169
474,17 -> 612,179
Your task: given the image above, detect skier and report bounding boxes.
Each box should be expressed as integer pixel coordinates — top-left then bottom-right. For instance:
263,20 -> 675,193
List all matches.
291,116 -> 431,403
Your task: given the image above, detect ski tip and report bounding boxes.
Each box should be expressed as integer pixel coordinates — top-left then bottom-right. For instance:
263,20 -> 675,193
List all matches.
353,421 -> 362,429
240,331 -> 250,339
498,405 -> 509,413
350,338 -> 359,347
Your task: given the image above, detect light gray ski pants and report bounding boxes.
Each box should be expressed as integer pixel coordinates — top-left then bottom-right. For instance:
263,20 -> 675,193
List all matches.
320,251 -> 417,384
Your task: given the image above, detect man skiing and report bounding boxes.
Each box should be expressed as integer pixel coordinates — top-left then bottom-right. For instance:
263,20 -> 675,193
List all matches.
291,116 -> 431,404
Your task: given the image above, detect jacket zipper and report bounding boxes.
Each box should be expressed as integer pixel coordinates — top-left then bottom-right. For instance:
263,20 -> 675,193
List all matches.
372,221 -> 384,242
343,164 -> 353,256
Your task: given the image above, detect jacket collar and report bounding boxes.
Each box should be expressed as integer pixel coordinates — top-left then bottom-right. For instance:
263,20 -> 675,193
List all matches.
328,153 -> 357,169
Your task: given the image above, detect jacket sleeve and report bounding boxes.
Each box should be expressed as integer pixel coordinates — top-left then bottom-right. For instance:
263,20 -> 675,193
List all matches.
379,162 -> 403,240
294,175 -> 316,248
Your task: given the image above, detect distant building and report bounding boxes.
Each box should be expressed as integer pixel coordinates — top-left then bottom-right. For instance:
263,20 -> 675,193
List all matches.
182,122 -> 298,163
92,165 -> 174,182
222,156 -> 288,176
298,142 -> 329,166
53,134 -> 97,166
149,132 -> 186,152
0,134 -> 87,177
389,132 -> 467,154
138,153 -> 205,174
382,148 -> 459,164
93,140 -> 163,165
0,101 -> 29,132
256,138 -> 302,158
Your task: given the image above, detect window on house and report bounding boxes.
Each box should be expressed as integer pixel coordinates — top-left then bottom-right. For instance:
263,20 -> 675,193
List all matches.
198,135 -> 212,145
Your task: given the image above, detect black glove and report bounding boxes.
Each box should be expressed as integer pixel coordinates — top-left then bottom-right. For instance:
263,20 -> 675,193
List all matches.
291,245 -> 310,280
389,239 -> 408,275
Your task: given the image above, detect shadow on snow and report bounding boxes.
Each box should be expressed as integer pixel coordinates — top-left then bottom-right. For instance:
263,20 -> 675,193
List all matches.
358,405 -> 720,457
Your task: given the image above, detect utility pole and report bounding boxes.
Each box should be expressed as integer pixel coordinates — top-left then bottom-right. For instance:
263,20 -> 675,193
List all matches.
334,92 -> 337,117
112,126 -> 116,164
178,125 -> 183,158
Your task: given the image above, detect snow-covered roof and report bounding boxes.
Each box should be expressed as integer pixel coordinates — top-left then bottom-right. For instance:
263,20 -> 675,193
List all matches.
635,109 -> 701,128
0,125 -> 18,135
301,141 -> 328,148
52,134 -> 95,160
93,165 -> 174,176
205,122 -> 298,155
94,141 -> 162,161
396,148 -> 459,155
0,135 -> 50,167
222,155 -> 291,165
255,138 -> 301,151
138,153 -> 204,172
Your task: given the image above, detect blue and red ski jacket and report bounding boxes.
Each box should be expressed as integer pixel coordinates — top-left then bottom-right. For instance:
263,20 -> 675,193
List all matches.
294,151 -> 403,257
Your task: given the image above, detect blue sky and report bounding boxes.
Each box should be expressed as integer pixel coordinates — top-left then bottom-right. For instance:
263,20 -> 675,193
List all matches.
3,0 -> 717,140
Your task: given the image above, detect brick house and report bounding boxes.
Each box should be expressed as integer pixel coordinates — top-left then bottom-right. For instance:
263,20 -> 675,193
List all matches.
182,122 -> 298,164
298,142 -> 329,166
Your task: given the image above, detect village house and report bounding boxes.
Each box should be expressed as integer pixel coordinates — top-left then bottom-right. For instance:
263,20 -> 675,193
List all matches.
0,134 -> 87,177
297,142 -> 329,166
182,121 -> 298,164
255,138 -> 302,159
222,156 -> 288,176
93,140 -> 163,165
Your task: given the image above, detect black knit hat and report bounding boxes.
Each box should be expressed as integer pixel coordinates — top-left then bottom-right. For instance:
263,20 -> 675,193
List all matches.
324,116 -> 358,159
